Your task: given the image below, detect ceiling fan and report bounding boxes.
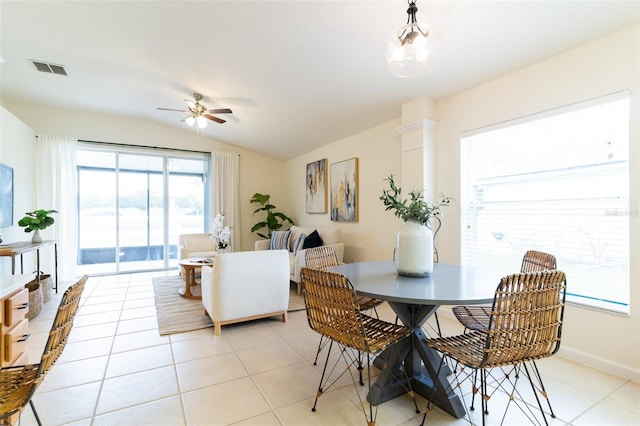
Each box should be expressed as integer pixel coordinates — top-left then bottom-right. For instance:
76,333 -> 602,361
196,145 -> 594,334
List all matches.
157,93 -> 232,128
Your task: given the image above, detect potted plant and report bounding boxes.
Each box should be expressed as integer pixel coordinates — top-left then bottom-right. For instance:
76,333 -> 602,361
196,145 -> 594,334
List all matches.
18,209 -> 58,243
380,175 -> 451,277
250,193 -> 295,239
210,213 -> 232,252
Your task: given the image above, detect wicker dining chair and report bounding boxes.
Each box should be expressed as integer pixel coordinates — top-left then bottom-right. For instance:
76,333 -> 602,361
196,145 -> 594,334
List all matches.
421,270 -> 567,426
304,246 -> 385,374
0,275 -> 88,426
451,250 -> 557,333
300,267 -> 419,425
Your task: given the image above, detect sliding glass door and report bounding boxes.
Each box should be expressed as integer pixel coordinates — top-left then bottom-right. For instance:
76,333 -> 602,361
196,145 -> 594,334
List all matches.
77,146 -> 209,275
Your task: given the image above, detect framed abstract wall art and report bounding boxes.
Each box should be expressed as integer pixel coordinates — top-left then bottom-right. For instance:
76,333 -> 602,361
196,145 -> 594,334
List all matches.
330,158 -> 358,222
306,158 -> 327,213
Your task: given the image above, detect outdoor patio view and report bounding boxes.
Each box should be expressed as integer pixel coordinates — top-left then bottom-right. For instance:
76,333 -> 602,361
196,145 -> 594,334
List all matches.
76,148 -> 209,275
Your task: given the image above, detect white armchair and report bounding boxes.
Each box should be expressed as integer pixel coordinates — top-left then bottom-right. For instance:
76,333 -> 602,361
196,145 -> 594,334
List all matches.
178,233 -> 217,259
201,250 -> 290,335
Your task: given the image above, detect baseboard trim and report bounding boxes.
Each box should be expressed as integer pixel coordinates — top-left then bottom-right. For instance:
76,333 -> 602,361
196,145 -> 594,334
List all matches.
557,346 -> 640,383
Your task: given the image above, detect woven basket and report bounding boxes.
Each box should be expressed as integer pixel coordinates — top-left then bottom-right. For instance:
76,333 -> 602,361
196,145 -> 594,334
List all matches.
25,280 -> 43,320
39,274 -> 53,303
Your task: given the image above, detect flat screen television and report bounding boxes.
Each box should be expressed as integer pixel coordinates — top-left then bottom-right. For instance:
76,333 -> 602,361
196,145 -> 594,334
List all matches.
0,163 -> 14,227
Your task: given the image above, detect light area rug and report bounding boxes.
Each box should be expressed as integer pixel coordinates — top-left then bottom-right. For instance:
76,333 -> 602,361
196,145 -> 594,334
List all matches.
152,275 -> 305,336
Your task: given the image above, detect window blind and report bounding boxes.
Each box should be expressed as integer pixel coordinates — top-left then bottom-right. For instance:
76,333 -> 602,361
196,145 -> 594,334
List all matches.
460,93 -> 630,314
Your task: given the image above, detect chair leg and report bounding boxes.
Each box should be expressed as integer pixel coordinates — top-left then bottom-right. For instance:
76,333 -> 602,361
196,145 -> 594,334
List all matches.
522,362 -> 552,426
420,355 -> 448,426
433,312 -> 442,337
470,368 -> 478,411
357,351 -> 365,386
313,335 -> 329,366
29,399 -> 42,426
312,340 -> 334,412
530,360 -> 556,418
480,369 -> 488,426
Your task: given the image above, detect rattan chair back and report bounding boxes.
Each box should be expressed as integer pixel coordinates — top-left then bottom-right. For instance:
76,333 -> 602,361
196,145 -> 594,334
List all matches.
437,270 -> 567,369
0,275 -> 88,424
452,250 -> 557,333
301,267 -> 369,352
304,246 -> 339,270
483,270 -> 566,366
301,267 -> 408,354
520,250 -> 557,273
39,275 -> 87,376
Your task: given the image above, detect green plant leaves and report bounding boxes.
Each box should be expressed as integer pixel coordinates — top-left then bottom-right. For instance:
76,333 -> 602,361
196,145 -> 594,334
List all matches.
379,175 -> 452,226
250,193 -> 294,239
17,209 -> 58,232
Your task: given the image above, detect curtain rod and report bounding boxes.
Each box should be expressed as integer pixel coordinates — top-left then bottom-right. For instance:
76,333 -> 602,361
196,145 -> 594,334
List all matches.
79,139 -> 211,155
36,136 -> 240,156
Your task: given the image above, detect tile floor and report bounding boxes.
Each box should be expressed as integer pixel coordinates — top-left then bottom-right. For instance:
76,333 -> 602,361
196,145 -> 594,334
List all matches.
19,271 -> 639,426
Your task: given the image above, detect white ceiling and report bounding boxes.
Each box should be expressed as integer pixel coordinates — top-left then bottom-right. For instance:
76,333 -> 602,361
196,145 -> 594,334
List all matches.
1,1 -> 638,160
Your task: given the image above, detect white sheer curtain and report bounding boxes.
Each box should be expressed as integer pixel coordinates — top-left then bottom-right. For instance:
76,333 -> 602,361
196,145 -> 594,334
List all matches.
212,151 -> 240,251
36,135 -> 78,281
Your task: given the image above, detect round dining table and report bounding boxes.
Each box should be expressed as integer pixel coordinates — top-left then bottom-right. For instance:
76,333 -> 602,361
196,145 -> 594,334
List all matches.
330,261 -> 503,419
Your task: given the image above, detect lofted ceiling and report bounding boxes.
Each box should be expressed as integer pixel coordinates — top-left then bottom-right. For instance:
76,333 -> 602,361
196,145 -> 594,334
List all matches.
1,1 -> 638,160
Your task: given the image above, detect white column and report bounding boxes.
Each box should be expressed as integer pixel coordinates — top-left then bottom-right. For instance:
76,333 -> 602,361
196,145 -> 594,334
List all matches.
396,97 -> 437,201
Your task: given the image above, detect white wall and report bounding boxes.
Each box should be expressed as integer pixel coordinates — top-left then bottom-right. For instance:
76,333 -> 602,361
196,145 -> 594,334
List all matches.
434,25 -> 640,380
284,119 -> 402,263
0,106 -> 38,275
1,103 -> 287,252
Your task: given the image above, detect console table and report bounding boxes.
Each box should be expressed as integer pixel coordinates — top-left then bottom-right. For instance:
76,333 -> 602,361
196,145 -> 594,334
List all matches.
0,240 -> 58,293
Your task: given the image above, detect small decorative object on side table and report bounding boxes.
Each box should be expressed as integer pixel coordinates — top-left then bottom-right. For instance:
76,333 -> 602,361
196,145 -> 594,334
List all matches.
210,213 -> 232,253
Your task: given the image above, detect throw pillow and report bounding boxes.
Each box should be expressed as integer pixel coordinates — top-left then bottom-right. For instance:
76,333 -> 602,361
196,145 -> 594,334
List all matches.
292,233 -> 306,255
270,230 -> 291,250
302,229 -> 324,249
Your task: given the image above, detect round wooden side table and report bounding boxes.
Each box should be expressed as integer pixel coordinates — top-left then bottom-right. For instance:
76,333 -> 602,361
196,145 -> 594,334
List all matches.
178,256 -> 215,299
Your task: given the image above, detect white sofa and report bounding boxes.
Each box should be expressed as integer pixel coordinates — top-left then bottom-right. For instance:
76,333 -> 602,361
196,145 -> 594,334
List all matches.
178,233 -> 217,259
254,225 -> 344,293
201,250 -> 290,335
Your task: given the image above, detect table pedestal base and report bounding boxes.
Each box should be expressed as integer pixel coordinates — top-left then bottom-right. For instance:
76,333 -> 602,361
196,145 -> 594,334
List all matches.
368,302 -> 465,419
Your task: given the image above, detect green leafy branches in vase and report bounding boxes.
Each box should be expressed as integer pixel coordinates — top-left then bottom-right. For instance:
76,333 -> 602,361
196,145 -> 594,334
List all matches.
18,209 -> 58,243
380,175 -> 453,277
379,175 -> 452,225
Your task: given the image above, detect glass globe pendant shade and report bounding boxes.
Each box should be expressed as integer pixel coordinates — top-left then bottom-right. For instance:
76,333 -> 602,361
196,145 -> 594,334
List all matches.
386,21 -> 440,78
196,115 -> 207,128
185,115 -> 196,126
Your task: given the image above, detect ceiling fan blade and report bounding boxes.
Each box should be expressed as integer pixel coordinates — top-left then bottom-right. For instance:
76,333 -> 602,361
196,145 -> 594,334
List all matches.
204,114 -> 226,124
208,108 -> 232,114
157,107 -> 188,112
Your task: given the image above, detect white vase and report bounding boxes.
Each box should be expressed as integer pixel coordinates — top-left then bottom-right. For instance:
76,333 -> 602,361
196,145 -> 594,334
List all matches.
394,219 -> 434,277
31,229 -> 43,243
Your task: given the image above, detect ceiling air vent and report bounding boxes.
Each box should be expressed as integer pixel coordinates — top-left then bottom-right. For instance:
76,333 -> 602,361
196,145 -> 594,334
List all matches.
31,60 -> 67,76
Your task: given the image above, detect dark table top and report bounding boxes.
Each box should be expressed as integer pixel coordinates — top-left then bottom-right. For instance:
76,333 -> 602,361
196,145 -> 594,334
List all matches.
330,261 -> 503,305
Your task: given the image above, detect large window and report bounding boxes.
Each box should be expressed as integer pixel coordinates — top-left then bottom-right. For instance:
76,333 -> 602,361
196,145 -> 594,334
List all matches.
76,145 -> 210,275
461,92 -> 630,314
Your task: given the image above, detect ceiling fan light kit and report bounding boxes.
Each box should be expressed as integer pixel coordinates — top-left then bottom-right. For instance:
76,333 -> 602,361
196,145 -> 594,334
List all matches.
386,0 -> 440,78
157,92 -> 232,130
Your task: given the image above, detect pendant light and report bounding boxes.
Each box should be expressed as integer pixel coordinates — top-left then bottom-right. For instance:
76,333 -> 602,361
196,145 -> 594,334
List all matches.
386,0 -> 440,78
